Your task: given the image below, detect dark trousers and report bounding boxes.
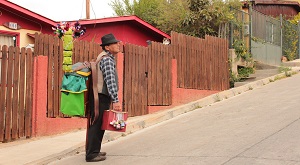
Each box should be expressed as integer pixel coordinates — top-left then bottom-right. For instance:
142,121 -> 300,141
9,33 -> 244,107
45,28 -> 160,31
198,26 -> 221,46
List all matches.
86,93 -> 111,160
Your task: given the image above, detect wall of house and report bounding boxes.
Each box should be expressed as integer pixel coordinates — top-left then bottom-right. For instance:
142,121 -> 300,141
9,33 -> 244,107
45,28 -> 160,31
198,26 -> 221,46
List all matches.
77,21 -> 165,47
0,6 -> 53,47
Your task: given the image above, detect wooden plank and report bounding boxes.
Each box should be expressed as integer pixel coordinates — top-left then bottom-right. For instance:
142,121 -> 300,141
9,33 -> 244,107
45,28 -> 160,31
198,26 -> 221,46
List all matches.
89,42 -> 94,61
203,37 -> 208,89
137,46 -> 143,114
215,37 -> 219,90
48,35 -> 54,58
186,36 -> 191,88
162,45 -> 168,105
47,37 -> 54,117
123,44 -> 128,114
217,38 -> 222,90
206,35 -> 212,90
131,45 -> 136,115
5,46 -> 15,141
210,36 -> 215,90
83,41 -> 87,61
134,46 -> 139,115
128,44 -> 133,116
0,45 -> 8,141
129,44 -> 135,116
34,33 -> 40,55
157,43 -> 163,105
12,47 -> 20,139
190,36 -> 194,88
213,36 -> 218,90
44,35 -> 49,57
148,43 -> 154,105
19,48 -> 26,137
216,37 -> 221,90
125,44 -> 133,116
198,39 -> 204,89
178,33 -> 183,87
54,38 -> 62,117
148,43 -> 152,105
191,36 -> 196,88
25,49 -> 33,137
58,39 -> 64,117
39,34 -> 45,55
196,39 -> 200,89
79,41 -> 84,62
142,47 -> 148,114
73,41 -> 79,63
124,44 -> 130,115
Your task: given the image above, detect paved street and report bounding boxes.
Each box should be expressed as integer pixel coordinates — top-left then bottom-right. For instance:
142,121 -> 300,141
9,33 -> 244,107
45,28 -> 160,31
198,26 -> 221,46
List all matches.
49,73 -> 300,165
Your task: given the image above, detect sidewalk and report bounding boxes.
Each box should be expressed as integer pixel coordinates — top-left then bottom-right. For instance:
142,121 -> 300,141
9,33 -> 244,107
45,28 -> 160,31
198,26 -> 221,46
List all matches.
0,67 -> 299,165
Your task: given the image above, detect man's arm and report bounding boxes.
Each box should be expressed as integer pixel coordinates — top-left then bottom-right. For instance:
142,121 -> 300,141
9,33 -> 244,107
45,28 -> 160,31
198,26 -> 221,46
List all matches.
100,56 -> 120,104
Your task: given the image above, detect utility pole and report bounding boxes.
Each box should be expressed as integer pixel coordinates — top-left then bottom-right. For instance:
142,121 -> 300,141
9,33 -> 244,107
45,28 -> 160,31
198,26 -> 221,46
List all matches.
86,0 -> 90,19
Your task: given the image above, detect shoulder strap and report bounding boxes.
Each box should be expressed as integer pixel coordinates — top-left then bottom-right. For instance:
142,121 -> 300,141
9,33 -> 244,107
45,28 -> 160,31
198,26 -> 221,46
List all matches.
89,54 -> 109,124
90,61 -> 99,125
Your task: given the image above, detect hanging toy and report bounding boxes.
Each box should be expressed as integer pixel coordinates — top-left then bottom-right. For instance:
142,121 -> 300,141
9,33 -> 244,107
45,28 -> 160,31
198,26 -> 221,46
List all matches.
52,22 -> 70,39
72,21 -> 87,39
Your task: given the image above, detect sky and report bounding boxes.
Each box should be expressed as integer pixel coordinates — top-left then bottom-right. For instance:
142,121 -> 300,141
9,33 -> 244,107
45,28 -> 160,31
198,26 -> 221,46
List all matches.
8,0 -> 116,21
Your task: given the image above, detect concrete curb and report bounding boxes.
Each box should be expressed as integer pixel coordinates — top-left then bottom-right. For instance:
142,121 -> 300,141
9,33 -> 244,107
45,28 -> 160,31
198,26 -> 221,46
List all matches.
33,68 -> 300,164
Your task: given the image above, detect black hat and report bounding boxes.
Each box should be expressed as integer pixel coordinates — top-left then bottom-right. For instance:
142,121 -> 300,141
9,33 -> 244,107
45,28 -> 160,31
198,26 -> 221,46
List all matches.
100,33 -> 120,46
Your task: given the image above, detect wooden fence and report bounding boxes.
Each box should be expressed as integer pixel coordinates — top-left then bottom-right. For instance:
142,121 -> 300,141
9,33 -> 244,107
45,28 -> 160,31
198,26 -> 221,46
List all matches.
0,32 -> 230,142
171,32 -> 229,91
123,32 -> 229,116
0,45 -> 33,142
34,31 -> 229,118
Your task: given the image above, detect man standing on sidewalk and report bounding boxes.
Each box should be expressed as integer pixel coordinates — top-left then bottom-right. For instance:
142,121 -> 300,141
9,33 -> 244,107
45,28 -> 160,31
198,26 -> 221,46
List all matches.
85,33 -> 122,162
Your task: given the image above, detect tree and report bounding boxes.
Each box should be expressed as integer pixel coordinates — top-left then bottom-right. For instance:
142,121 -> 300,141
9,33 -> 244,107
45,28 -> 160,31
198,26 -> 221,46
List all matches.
181,0 -> 242,38
109,0 -> 163,27
109,0 -> 242,38
109,0 -> 134,16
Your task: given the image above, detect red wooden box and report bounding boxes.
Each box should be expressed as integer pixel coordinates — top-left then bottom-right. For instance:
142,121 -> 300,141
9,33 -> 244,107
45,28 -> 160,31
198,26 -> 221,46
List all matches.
101,110 -> 128,132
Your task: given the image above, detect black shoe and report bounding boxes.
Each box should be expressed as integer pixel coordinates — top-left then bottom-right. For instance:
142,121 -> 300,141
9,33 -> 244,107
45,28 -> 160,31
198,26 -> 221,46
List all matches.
86,155 -> 106,162
100,152 -> 107,156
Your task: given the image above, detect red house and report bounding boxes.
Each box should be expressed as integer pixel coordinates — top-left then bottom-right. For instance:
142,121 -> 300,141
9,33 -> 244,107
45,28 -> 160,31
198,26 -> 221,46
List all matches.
0,0 -> 170,48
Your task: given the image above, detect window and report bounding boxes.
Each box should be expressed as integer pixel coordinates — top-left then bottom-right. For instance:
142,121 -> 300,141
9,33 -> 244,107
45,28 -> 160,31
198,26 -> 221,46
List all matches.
0,34 -> 15,46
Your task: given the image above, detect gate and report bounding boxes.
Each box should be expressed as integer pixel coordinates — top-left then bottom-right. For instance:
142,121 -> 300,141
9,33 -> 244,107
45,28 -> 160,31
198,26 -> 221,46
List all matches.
123,42 -> 172,116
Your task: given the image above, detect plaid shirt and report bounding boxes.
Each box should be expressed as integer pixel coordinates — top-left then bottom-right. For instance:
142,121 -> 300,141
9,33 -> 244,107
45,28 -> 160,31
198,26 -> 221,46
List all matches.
99,52 -> 119,103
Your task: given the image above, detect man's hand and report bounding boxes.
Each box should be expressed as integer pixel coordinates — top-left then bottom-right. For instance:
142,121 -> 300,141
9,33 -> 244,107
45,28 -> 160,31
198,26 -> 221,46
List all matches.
113,102 -> 121,111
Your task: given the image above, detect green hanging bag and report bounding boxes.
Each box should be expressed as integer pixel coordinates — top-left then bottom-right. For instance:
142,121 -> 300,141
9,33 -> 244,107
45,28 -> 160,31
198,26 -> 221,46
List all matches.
60,92 -> 85,116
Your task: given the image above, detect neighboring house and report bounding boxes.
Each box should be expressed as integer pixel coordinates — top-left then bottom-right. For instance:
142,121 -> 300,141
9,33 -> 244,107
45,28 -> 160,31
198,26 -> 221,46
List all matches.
0,0 -> 170,48
0,0 -> 55,47
244,0 -> 300,18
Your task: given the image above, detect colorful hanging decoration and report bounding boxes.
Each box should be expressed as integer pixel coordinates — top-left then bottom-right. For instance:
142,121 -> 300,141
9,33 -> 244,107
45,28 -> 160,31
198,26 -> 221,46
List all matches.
51,21 -> 87,71
72,21 -> 87,38
52,21 -> 86,39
